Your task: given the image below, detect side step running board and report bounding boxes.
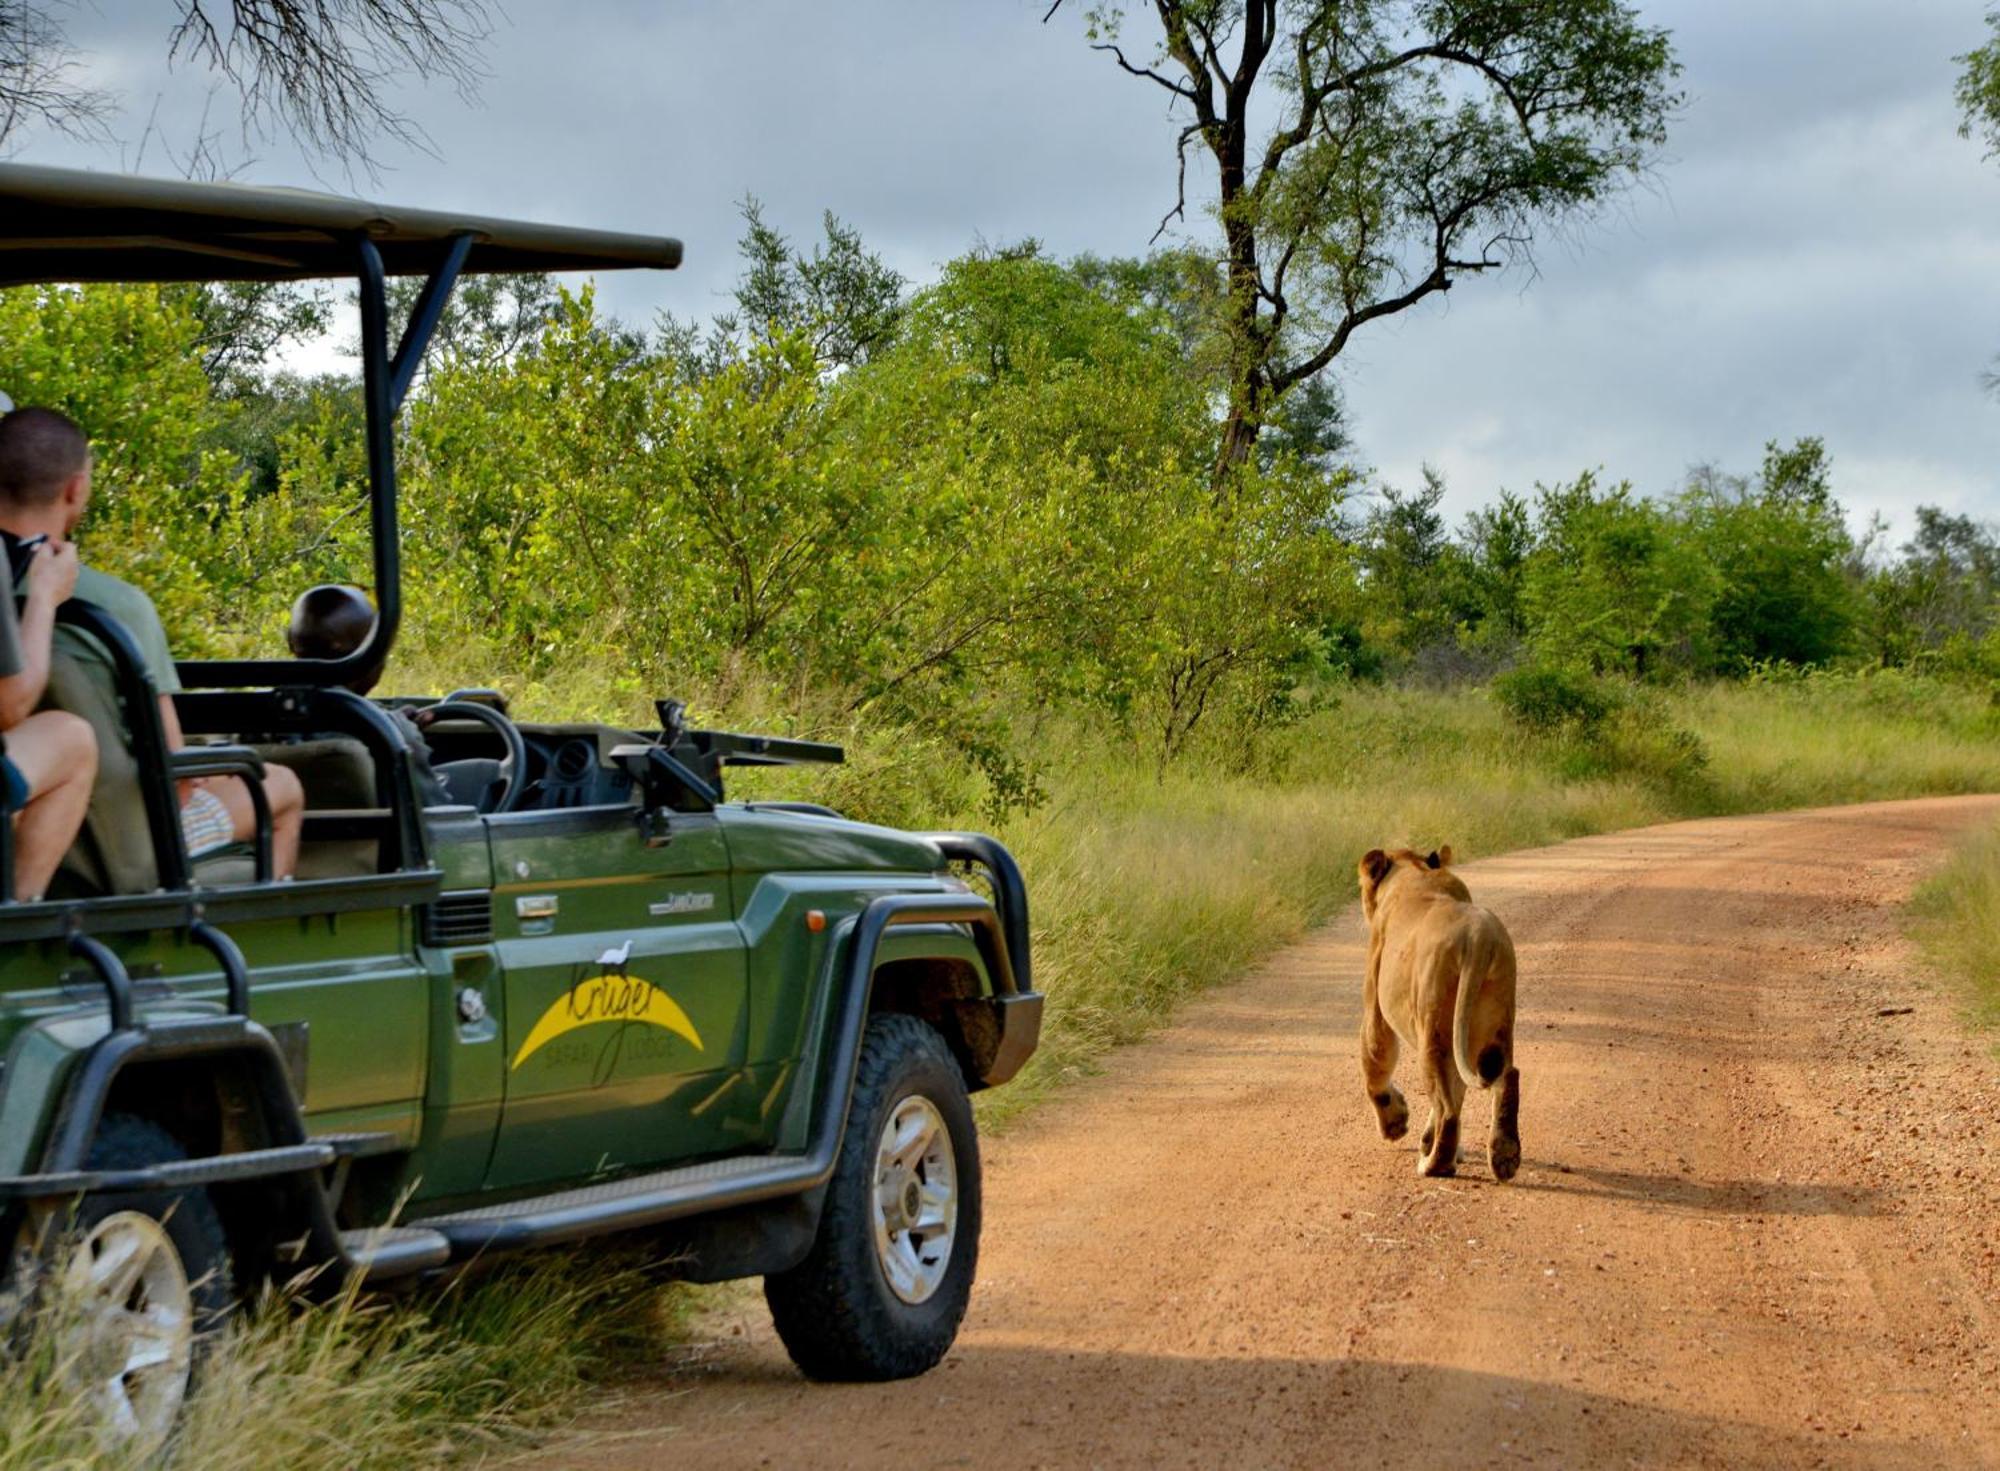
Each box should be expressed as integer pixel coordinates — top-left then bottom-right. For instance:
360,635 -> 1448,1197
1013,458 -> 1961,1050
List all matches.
339,1224 -> 452,1279
412,1153 -> 804,1255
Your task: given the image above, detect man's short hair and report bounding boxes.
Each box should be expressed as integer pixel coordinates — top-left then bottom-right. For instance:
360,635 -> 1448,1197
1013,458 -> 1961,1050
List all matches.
288,584 -> 378,661
0,407 -> 90,508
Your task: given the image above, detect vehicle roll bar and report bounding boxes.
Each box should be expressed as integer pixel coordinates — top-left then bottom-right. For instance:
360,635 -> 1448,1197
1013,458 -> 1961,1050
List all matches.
188,918 -> 251,1017
67,932 -> 134,1032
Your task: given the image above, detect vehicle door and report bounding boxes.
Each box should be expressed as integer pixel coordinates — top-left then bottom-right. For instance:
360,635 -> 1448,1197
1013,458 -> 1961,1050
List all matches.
483,803 -> 748,1189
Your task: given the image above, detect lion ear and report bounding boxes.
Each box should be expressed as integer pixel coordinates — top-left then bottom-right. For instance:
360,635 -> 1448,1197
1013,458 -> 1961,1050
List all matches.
1437,844 -> 1454,867
1424,850 -> 1441,869
1360,849 -> 1392,886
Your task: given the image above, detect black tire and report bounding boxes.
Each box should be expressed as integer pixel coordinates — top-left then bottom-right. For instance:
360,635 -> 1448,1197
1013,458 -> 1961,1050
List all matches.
75,1113 -> 237,1335
29,1114 -> 239,1452
765,1013 -> 982,1381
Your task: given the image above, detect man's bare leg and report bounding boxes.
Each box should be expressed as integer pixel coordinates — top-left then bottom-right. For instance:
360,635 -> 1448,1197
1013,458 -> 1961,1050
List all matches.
197,764 -> 304,879
5,711 -> 98,900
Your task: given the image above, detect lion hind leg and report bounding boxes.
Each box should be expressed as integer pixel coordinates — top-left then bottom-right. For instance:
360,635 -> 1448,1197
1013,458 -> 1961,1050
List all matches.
1489,1066 -> 1522,1182
1361,995 -> 1409,1142
1417,1034 -> 1463,1178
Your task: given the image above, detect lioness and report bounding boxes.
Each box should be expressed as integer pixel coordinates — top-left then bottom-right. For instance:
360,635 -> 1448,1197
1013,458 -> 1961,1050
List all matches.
1357,846 -> 1521,1180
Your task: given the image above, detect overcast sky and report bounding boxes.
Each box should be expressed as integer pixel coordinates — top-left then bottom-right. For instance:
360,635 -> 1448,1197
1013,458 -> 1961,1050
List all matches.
14,1 -> 2000,540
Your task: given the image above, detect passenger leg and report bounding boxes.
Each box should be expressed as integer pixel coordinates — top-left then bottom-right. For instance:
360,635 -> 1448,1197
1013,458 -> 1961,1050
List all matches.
4,711 -> 99,900
196,763 -> 304,880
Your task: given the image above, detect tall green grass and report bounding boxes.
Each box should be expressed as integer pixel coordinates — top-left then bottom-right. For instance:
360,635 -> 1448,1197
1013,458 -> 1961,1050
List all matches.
976,673 -> 2000,1112
0,1246 -> 696,1470
1909,819 -> 2000,1040
7,670 -> 1999,1465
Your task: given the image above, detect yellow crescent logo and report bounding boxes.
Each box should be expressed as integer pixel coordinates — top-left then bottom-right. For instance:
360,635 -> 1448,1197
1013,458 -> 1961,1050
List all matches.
510,972 -> 705,1070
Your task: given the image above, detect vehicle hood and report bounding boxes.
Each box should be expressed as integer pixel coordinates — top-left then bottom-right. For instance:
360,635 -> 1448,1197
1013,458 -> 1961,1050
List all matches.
719,805 -> 944,875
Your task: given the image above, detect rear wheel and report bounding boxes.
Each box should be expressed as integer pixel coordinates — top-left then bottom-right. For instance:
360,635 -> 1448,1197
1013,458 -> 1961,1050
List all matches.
37,1114 -> 235,1454
765,1014 -> 981,1380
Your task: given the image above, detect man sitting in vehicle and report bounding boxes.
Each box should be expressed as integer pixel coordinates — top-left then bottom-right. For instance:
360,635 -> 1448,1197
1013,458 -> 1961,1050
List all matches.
0,408 -> 303,880
0,412 -> 98,899
286,583 -> 448,807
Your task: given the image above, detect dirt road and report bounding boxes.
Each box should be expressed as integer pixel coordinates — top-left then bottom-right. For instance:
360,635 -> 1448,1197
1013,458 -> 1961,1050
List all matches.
524,797 -> 2000,1469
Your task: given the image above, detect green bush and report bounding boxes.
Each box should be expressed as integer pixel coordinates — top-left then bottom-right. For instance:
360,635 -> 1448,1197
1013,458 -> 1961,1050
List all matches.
1491,665 -> 1616,736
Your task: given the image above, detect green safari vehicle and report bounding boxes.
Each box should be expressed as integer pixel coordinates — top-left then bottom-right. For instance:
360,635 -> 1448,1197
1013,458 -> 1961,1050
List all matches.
0,165 -> 1041,1448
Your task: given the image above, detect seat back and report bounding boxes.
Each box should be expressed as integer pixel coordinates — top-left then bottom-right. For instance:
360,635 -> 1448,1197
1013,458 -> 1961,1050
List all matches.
43,646 -> 159,895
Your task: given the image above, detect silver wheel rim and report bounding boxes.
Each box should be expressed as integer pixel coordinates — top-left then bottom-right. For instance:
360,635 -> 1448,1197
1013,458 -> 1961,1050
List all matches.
58,1211 -> 194,1453
872,1094 -> 958,1305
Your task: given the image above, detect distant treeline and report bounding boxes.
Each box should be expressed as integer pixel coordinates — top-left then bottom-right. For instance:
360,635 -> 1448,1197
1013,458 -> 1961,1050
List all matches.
4,208 -> 1996,801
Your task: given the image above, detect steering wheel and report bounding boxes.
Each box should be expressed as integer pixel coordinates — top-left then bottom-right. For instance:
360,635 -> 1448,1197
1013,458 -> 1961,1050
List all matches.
420,700 -> 529,815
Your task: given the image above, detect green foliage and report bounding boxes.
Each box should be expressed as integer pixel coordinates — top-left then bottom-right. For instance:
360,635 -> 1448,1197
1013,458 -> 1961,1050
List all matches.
1520,471 -> 1717,677
1682,438 -> 1856,669
716,197 -> 905,369
1491,667 -> 1705,792
1957,9 -> 2000,157
0,283 -> 245,652
1492,664 -> 1614,736
1910,817 -> 2000,1040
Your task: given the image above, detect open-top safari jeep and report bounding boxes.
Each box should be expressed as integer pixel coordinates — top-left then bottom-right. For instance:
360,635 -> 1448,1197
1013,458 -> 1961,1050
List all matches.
0,164 -> 1040,1449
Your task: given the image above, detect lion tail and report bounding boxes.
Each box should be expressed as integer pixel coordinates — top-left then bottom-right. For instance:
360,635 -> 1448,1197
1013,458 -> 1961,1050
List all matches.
1451,928 -> 1507,1090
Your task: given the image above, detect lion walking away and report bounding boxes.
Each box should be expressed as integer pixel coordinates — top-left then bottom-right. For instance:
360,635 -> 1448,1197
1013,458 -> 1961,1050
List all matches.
1356,846 -> 1521,1180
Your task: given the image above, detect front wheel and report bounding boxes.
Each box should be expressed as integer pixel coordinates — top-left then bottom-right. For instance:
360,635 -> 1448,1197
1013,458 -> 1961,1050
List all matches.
15,1114 -> 236,1456
765,1013 -> 981,1380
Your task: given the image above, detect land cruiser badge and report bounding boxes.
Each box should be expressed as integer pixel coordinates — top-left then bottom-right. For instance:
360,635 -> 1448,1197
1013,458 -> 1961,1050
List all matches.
649,891 -> 716,917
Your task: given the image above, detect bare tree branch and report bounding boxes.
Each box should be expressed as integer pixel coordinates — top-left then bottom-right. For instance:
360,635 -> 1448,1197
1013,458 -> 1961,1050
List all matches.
0,0 -> 111,149
1090,39 -> 1195,102
166,0 -> 493,168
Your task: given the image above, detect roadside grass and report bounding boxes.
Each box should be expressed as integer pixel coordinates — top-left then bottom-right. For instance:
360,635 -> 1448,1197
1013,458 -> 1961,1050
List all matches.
7,671 -> 1999,1466
1908,818 -> 2000,1041
0,1244 -> 700,1471
979,674 -> 2000,1115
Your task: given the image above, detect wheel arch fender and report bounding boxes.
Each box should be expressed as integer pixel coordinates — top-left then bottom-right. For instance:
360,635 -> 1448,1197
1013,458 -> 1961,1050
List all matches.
13,1015 -> 342,1284
868,940 -> 999,1092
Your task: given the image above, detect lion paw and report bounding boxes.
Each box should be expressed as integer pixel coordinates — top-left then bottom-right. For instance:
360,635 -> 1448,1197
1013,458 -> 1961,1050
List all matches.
1376,1092 -> 1410,1141
1417,1152 -> 1457,1179
1490,1135 -> 1521,1182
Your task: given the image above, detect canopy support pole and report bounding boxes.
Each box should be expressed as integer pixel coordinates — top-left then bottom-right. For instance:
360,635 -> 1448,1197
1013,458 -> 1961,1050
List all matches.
177,234 -> 474,689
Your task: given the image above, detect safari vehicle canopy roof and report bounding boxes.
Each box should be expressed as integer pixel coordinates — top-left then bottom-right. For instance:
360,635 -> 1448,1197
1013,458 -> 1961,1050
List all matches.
0,162 -> 681,285
0,163 -> 680,687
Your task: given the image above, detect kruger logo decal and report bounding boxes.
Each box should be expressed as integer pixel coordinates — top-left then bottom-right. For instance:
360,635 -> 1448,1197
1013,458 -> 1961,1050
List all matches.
510,941 -> 704,1070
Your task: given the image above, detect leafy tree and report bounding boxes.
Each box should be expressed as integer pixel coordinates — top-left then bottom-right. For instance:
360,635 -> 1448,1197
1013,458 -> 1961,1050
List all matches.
168,282 -> 334,395
1958,9 -> 2000,155
1521,471 -> 1714,677
1064,0 -> 1679,485
1861,507 -> 2000,667
1682,437 -> 1854,668
1460,488 -> 1533,642
0,283 -> 245,648
710,198 -> 905,372
1358,469 -> 1479,655
1956,12 -> 2000,393
383,273 -> 570,370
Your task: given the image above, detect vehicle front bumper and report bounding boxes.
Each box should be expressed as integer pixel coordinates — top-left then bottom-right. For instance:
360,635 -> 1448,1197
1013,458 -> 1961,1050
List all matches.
980,989 -> 1044,1087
